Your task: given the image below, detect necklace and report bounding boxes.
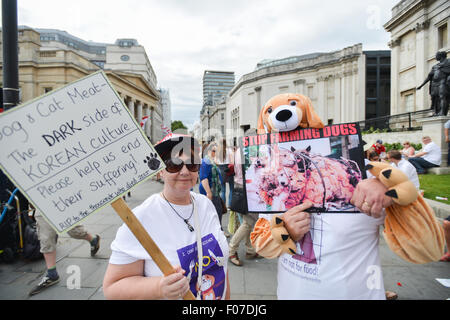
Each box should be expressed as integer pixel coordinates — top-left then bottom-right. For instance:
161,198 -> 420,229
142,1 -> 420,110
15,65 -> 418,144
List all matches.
161,193 -> 195,232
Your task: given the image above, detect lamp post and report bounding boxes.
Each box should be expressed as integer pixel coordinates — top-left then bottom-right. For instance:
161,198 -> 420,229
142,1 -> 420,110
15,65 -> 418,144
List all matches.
1,0 -> 29,209
207,106 -> 210,143
2,0 -> 19,111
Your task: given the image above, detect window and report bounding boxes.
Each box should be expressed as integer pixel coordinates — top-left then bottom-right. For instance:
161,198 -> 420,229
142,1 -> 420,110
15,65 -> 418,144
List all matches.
403,92 -> 415,112
307,85 -> 314,99
44,87 -> 53,93
40,51 -> 57,58
438,23 -> 448,49
221,113 -> 224,120
120,55 -> 130,61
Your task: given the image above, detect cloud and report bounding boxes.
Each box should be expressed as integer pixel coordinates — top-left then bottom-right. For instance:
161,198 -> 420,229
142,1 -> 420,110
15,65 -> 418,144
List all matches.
15,0 -> 398,130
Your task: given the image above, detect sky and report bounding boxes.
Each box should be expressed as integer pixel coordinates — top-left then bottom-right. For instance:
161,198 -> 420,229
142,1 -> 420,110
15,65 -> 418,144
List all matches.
8,0 -> 398,130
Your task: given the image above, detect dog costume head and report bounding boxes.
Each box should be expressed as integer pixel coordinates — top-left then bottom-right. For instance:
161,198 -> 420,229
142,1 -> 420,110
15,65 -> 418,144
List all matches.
257,93 -> 324,134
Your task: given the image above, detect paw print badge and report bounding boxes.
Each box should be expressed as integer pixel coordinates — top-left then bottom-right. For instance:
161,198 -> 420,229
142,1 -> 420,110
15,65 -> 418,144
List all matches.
144,153 -> 161,170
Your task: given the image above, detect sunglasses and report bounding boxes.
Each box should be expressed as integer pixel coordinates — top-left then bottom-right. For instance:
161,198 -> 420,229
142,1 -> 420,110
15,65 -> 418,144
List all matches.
164,158 -> 200,173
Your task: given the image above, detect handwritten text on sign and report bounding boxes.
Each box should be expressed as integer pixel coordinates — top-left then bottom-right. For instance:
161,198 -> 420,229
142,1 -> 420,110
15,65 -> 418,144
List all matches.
0,71 -> 162,233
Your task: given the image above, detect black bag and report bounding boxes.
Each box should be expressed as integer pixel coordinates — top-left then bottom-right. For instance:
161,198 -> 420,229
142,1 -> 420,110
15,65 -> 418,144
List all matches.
0,204 -> 18,263
230,187 -> 248,214
21,211 -> 43,261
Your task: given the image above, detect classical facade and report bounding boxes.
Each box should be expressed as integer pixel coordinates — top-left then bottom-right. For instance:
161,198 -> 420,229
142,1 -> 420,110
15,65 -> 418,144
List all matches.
158,88 -> 172,131
226,44 -> 386,145
0,27 -> 161,143
384,0 -> 449,114
36,28 -> 158,91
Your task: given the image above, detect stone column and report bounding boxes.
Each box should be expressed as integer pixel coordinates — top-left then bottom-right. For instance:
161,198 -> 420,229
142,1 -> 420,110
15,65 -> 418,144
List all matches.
136,101 -> 143,126
254,86 -> 262,123
316,77 -> 326,122
388,38 -> 401,114
150,106 -> 155,143
414,20 -> 430,110
417,116 -> 450,167
334,76 -> 342,124
143,105 -> 150,138
293,79 -> 305,95
127,98 -> 135,119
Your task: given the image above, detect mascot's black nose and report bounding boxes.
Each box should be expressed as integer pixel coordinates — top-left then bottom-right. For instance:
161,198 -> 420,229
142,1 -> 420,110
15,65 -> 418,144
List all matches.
276,109 -> 292,122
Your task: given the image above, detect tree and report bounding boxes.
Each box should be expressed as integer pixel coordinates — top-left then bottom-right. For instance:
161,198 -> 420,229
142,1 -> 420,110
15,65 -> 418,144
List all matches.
171,120 -> 187,132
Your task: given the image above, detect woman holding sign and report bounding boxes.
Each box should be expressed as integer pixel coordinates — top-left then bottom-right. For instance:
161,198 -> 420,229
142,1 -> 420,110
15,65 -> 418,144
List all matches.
103,134 -> 230,300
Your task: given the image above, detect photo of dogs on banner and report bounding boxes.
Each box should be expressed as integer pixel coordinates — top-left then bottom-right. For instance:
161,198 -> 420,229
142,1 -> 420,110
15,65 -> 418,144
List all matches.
245,138 -> 362,212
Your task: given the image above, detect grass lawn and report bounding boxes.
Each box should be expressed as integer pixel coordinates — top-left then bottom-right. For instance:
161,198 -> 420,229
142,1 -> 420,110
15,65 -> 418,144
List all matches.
419,174 -> 450,205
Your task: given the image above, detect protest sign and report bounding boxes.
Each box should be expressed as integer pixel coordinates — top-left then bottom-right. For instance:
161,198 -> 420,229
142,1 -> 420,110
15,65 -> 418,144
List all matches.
0,71 -> 196,300
0,71 -> 163,233
241,123 -> 366,213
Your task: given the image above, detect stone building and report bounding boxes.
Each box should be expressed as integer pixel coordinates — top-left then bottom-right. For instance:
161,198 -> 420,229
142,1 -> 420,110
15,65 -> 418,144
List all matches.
384,0 -> 449,114
0,26 -> 161,143
225,44 -> 390,146
202,70 -> 235,106
36,28 -> 158,90
158,88 -> 172,133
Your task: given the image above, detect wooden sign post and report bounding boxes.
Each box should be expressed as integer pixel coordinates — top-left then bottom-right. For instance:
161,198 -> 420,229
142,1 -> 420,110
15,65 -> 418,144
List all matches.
111,198 -> 195,300
0,71 -> 195,300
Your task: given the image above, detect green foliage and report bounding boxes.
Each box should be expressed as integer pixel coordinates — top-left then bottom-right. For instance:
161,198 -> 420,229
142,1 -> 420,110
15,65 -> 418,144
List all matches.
171,120 -> 187,132
361,127 -> 390,134
381,142 -> 422,152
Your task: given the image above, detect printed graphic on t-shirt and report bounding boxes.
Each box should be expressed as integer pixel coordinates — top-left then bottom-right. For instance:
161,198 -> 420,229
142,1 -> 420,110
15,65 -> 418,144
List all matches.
292,214 -> 322,265
177,233 -> 225,300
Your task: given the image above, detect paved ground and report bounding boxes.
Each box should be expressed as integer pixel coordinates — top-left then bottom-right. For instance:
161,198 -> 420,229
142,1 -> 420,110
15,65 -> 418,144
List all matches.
0,178 -> 448,300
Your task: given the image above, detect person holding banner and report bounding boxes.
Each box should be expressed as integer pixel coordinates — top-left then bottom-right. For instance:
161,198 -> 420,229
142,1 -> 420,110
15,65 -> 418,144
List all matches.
249,93 -> 445,300
103,134 -> 230,300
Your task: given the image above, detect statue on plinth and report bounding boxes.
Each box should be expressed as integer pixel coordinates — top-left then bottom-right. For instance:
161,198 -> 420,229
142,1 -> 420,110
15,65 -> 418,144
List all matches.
417,51 -> 450,116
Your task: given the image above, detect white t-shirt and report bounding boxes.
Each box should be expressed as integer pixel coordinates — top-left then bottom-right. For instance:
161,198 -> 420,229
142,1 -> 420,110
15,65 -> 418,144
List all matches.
422,142 -> 441,165
110,192 -> 229,300
260,211 -> 386,300
391,160 -> 420,190
445,120 -> 450,129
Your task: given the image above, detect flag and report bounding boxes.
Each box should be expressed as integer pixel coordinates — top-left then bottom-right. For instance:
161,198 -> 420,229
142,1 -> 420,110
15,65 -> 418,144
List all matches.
161,124 -> 172,135
140,115 -> 149,128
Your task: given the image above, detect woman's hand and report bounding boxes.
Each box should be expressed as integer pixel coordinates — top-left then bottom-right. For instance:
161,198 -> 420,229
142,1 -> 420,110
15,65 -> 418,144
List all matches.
351,178 -> 392,218
283,201 -> 312,242
158,265 -> 190,300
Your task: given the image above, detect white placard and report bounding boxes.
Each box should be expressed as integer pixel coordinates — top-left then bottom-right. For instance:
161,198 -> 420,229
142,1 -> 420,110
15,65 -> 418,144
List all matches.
0,71 -> 163,233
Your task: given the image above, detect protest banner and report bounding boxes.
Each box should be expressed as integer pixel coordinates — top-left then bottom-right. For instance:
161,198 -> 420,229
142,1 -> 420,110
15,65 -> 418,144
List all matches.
240,123 -> 366,213
0,71 -> 195,300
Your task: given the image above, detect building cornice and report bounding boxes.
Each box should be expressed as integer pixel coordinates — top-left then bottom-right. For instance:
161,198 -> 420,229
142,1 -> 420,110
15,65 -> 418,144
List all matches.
229,44 -> 362,97
383,0 -> 431,32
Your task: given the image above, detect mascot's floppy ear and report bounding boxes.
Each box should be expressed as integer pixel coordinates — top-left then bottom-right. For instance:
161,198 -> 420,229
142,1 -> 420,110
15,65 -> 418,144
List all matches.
297,94 -> 324,129
257,107 -> 267,134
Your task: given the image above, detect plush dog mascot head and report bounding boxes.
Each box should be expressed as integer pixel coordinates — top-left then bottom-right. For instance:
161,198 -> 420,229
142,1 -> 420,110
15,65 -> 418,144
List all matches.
257,93 -> 324,134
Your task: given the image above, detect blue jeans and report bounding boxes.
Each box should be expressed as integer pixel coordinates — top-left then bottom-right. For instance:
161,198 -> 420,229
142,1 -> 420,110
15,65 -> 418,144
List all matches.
408,157 -> 439,174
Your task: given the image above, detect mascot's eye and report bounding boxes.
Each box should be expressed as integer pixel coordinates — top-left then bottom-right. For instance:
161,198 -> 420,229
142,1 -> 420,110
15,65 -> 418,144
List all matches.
267,107 -> 273,114
290,101 -> 297,106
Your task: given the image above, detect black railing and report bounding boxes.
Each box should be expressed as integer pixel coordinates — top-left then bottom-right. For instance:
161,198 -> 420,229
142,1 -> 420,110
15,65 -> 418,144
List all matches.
356,109 -> 434,132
